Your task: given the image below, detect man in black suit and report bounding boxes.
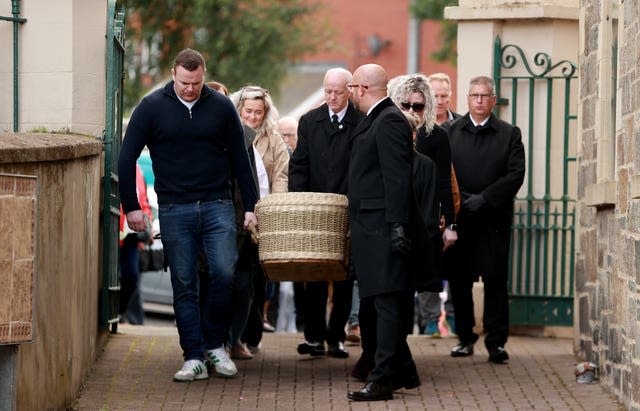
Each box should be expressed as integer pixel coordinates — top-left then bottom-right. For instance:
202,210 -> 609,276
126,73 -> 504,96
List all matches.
345,64 -> 416,401
289,67 -> 365,359
444,75 -> 525,364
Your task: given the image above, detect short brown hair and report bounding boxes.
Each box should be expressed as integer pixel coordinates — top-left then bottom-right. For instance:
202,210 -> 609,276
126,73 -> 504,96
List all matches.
173,48 -> 206,71
207,81 -> 228,96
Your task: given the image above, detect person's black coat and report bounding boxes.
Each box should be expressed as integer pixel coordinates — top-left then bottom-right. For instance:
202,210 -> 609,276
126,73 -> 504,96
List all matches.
443,113 -> 525,275
289,101 -> 364,194
409,152 -> 441,292
347,97 -> 413,298
415,124 -> 455,226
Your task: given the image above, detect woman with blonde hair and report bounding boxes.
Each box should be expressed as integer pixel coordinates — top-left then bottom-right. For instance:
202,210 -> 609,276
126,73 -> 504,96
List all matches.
230,86 -> 289,194
389,73 -> 458,338
228,85 -> 289,357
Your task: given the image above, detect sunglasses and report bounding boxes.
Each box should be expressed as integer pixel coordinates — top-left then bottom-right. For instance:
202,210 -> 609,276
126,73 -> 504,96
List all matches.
400,102 -> 425,112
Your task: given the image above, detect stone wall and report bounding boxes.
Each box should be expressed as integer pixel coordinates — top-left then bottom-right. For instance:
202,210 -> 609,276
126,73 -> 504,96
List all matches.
576,1 -> 640,410
0,133 -> 104,410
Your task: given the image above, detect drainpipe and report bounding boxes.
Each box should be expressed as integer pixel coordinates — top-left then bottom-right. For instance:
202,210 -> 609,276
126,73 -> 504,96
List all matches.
407,0 -> 420,73
0,0 -> 27,132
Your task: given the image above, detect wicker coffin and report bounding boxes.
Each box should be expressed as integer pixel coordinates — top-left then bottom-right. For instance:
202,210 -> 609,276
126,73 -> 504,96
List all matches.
254,192 -> 349,281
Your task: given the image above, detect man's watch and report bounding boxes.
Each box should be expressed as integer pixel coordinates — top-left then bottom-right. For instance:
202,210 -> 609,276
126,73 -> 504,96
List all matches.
445,224 -> 457,231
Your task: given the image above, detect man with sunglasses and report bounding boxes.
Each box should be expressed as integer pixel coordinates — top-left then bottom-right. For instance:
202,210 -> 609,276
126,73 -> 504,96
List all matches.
346,64 -> 417,401
119,48 -> 258,382
443,75 -> 525,364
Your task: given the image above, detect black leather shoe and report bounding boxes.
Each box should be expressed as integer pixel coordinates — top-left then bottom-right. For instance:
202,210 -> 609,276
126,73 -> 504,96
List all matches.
488,346 -> 509,363
392,373 -> 421,390
347,381 -> 393,401
451,341 -> 474,357
297,341 -> 326,356
327,342 -> 349,358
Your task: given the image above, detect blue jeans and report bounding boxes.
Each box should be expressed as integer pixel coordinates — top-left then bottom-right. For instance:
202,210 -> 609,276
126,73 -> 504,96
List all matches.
349,280 -> 360,326
159,199 -> 237,361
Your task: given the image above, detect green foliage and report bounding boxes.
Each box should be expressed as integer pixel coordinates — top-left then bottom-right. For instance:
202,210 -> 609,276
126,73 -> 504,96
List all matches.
410,0 -> 458,64
122,0 -> 330,114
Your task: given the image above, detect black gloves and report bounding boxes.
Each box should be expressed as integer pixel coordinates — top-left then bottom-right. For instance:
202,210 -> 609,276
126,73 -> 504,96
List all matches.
390,223 -> 411,255
462,193 -> 486,212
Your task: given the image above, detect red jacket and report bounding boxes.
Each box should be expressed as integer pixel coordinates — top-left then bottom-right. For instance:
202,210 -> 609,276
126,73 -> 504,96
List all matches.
119,164 -> 153,246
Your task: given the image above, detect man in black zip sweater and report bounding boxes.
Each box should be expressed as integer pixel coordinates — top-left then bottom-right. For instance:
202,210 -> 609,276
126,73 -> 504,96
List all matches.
118,49 -> 258,382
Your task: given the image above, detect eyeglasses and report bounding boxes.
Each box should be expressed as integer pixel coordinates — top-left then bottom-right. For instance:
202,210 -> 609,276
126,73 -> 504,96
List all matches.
468,93 -> 494,100
400,102 -> 426,112
346,84 -> 368,90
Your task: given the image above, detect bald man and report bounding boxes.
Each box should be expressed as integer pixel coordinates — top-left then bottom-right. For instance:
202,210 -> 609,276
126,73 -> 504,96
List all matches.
346,64 -> 419,401
289,67 -> 365,359
278,116 -> 299,154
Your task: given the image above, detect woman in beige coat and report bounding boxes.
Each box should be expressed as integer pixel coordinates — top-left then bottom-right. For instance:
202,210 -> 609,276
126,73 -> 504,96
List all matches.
228,85 -> 289,357
231,86 -> 289,195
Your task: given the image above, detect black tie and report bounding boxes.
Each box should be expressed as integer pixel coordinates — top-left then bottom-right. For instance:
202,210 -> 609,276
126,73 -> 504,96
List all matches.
332,114 -> 339,129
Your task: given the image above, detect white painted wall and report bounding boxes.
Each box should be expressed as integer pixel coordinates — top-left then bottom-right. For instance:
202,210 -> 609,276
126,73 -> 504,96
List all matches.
0,0 -> 106,135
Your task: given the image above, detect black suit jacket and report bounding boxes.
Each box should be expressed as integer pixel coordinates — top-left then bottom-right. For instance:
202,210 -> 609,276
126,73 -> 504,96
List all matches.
289,102 -> 364,194
347,97 -> 413,298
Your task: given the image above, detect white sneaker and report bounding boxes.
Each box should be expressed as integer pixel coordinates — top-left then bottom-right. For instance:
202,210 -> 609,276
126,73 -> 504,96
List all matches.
206,347 -> 238,377
173,359 -> 208,382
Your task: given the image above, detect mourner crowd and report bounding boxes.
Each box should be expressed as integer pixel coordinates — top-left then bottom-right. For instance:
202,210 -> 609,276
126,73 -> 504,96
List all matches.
118,48 -> 525,401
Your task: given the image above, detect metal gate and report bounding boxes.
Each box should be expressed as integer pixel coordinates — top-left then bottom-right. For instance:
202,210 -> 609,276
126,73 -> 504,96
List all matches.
100,0 -> 125,331
493,36 -> 578,326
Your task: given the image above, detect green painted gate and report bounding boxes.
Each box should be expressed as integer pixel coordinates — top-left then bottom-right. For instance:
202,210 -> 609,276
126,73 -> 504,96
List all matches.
101,0 -> 125,331
493,36 -> 577,326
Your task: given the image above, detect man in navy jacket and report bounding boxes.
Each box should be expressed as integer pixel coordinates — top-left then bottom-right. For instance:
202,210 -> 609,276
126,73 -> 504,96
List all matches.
118,48 -> 258,382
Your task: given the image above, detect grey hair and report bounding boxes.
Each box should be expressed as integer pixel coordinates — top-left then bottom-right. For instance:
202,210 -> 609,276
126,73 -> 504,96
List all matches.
468,76 -> 496,96
230,85 -> 280,140
388,73 -> 436,133
428,72 -> 453,96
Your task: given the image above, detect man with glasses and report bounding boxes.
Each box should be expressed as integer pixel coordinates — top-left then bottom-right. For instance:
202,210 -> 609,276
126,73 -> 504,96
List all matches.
289,67 -> 364,359
346,64 -> 417,401
119,48 -> 258,382
443,75 -> 525,364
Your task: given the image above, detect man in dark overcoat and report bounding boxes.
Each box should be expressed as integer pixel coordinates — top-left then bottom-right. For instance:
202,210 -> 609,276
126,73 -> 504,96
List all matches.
289,67 -> 364,359
345,64 -> 416,402
443,75 -> 525,364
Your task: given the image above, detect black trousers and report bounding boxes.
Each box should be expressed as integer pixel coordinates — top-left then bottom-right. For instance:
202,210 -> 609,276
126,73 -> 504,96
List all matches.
448,266 -> 509,349
359,290 -> 415,384
303,279 -> 353,345
119,235 -> 144,325
241,265 -> 266,347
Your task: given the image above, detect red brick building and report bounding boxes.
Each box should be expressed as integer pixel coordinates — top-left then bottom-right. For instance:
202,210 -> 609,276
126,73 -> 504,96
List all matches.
278,0 -> 457,116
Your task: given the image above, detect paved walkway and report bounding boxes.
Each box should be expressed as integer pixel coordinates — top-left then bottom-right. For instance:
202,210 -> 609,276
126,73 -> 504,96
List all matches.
72,325 -> 624,410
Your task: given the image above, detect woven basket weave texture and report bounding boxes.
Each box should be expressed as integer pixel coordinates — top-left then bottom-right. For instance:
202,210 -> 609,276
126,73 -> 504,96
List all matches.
255,192 -> 349,281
